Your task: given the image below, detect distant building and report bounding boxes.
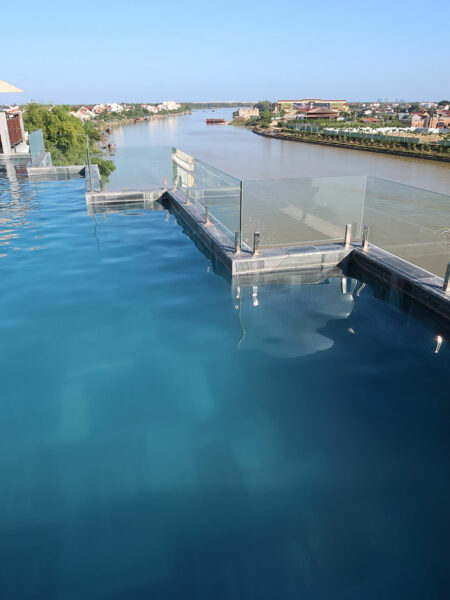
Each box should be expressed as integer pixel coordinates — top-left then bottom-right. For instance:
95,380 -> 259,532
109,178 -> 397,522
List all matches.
303,99 -> 350,113
397,112 -> 412,125
276,99 -> 349,114
142,104 -> 159,114
429,111 -> 450,129
411,113 -> 428,128
70,106 -> 95,121
305,107 -> 339,120
70,103 -> 125,120
158,101 -> 180,111
238,107 -> 259,119
0,108 -> 27,155
0,80 -> 27,155
107,103 -> 124,113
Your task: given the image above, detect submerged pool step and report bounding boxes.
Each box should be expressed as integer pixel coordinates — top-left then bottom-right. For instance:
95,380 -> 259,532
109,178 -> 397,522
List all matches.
86,188 -> 165,204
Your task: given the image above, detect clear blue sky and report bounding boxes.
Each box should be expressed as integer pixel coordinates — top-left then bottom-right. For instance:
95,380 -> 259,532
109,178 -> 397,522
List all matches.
3,0 -> 449,105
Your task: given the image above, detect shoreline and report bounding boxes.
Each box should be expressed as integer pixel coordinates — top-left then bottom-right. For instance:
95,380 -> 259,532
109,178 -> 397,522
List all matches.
98,110 -> 192,131
252,128 -> 450,163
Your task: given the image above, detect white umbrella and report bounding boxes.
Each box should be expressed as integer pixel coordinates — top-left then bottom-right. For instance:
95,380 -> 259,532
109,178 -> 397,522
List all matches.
0,80 -> 23,93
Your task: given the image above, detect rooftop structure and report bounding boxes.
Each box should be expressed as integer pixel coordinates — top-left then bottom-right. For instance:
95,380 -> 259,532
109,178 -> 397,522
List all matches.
276,99 -> 350,114
304,107 -> 339,119
238,107 -> 259,119
159,100 -> 181,111
0,79 -> 27,156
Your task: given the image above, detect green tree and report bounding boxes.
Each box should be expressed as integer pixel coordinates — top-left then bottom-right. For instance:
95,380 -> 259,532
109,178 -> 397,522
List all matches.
255,100 -> 275,112
23,103 -> 115,182
259,109 -> 273,128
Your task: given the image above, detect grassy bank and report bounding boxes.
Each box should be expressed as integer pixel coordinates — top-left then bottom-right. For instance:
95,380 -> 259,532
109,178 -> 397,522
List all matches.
97,110 -> 191,131
253,127 -> 450,162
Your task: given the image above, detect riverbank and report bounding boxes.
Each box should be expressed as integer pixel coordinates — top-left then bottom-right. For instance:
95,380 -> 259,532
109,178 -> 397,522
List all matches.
97,110 -> 192,131
108,108 -> 450,195
253,128 -> 450,163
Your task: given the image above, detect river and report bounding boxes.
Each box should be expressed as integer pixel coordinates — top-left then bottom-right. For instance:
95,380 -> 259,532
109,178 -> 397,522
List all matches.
108,108 -> 449,195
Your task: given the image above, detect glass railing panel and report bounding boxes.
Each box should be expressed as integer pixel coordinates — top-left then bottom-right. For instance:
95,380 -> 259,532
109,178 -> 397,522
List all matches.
242,176 -> 366,248
172,149 -> 241,239
363,177 -> 450,277
105,146 -> 175,190
28,129 -> 45,166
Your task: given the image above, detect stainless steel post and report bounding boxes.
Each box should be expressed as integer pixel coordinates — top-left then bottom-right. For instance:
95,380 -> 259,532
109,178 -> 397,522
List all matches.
205,206 -> 210,225
235,231 -> 241,254
239,180 -> 243,247
178,175 -> 182,189
253,232 -> 260,255
344,223 -> 352,248
163,176 -> 167,190
186,189 -> 190,205
444,262 -> 450,295
362,225 -> 369,251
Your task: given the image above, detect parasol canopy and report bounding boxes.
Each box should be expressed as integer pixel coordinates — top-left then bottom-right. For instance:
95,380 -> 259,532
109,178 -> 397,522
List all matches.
0,80 -> 24,93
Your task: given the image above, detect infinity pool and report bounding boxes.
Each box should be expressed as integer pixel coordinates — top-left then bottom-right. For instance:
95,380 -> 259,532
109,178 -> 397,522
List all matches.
0,164 -> 449,599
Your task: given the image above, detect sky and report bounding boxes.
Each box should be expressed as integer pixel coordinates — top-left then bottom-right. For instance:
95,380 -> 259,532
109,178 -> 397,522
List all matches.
2,0 -> 449,105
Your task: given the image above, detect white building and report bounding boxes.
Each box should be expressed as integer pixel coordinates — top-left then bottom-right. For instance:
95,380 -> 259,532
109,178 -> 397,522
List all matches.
142,104 -> 159,114
158,101 -> 180,111
106,103 -> 124,113
238,107 -> 259,119
70,107 -> 95,121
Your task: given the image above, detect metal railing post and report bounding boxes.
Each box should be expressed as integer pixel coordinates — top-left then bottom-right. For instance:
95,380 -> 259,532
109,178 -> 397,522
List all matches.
234,231 -> 241,254
344,223 -> 352,248
444,262 -> 450,295
253,232 -> 260,255
205,206 -> 210,225
177,175 -> 182,189
362,225 -> 369,251
163,176 -> 167,190
239,180 -> 243,248
186,189 -> 190,205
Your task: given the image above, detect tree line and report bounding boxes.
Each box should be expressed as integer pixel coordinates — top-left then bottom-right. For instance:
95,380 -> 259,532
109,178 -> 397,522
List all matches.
23,104 -> 115,181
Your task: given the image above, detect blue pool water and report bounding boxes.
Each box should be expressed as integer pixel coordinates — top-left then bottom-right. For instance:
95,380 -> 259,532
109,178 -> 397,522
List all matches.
0,163 -> 449,599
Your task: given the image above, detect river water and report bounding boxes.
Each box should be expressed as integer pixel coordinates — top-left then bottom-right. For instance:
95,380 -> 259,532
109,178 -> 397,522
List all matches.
108,108 -> 449,195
